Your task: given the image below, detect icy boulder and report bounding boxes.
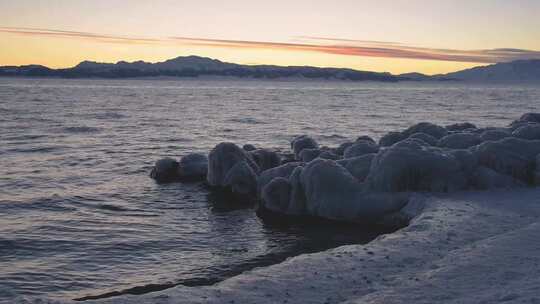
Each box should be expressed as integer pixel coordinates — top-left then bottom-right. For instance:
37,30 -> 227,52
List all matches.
448,149 -> 479,176
259,166 -> 307,217
337,154 -> 375,182
291,135 -> 319,159
207,142 -> 260,193
409,132 -> 438,146
470,166 -> 525,190
343,140 -> 379,158
261,177 -> 291,213
379,131 -> 405,147
278,152 -> 296,165
473,138 -> 540,184
335,142 -> 353,155
511,112 -> 540,126
257,162 -> 302,197
479,129 -> 511,142
512,124 -> 540,140
438,133 -> 482,149
366,140 -> 468,192
298,159 -> 407,222
287,166 -> 308,215
259,159 -> 408,223
242,144 -> 257,151
249,149 -> 281,171
318,151 -> 340,160
178,153 -> 208,181
446,122 -> 477,131
150,157 -> 180,183
223,161 -> 259,196
299,148 -> 321,162
403,122 -> 448,139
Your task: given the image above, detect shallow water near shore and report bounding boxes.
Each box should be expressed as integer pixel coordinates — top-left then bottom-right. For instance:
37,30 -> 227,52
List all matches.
1,78 -> 539,301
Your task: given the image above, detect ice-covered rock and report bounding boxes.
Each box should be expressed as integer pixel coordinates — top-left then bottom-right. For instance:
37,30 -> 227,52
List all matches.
261,177 -> 291,213
259,159 -> 408,223
318,151 -> 340,160
336,142 -> 353,155
438,132 -> 482,149
479,129 -> 511,142
258,166 -> 307,217
299,148 -> 321,162
178,153 -> 208,181
470,166 -> 525,190
473,137 -> 540,184
257,162 -> 302,196
242,144 -> 257,151
366,141 -> 467,192
249,149 -> 281,171
287,166 -> 307,215
279,152 -> 296,164
512,124 -> 540,140
337,154 -> 375,182
448,149 -> 478,176
409,132 -> 438,146
446,122 -> 477,131
343,141 -> 379,158
207,142 -> 259,190
379,131 -> 405,147
223,161 -> 258,196
509,113 -> 540,131
403,122 -> 448,139
298,159 -> 407,222
511,112 -> 540,126
291,135 -> 319,159
150,157 -> 180,183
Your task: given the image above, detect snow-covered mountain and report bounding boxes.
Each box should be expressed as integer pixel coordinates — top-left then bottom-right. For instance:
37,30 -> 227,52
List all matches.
437,59 -> 540,82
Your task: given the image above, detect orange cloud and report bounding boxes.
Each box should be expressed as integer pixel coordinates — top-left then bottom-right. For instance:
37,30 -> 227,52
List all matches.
170,36 -> 540,63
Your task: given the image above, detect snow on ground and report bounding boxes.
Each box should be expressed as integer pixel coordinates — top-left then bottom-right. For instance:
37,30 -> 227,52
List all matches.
22,188 -> 540,304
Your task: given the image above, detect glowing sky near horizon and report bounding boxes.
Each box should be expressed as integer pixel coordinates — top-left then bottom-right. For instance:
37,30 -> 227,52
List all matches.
0,0 -> 539,74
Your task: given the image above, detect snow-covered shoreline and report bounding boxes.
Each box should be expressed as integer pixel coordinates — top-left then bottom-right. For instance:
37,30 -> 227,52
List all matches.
22,188 -> 540,304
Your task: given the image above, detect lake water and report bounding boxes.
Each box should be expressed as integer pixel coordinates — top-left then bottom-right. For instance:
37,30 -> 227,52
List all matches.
1,78 -> 539,302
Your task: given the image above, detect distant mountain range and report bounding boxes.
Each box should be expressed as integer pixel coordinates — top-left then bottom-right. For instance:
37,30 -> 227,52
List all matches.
1,56 -> 539,82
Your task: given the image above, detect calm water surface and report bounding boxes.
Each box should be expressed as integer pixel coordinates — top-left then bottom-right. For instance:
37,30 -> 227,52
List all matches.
1,78 -> 539,301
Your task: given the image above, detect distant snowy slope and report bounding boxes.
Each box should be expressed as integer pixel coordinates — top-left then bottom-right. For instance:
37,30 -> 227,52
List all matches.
439,59 -> 540,82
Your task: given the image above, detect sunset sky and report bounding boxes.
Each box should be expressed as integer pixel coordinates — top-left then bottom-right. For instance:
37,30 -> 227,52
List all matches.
1,0 -> 539,75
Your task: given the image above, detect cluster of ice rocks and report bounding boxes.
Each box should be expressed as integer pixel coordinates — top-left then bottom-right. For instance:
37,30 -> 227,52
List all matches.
151,113 -> 540,227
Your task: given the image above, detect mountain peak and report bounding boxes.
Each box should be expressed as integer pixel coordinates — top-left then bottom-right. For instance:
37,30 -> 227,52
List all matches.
74,60 -> 112,69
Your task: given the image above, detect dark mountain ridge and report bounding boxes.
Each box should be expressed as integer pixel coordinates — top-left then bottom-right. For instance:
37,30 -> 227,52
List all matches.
1,56 -> 539,82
